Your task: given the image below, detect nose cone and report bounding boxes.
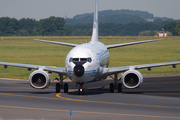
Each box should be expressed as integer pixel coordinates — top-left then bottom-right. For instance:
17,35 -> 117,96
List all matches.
74,65 -> 84,77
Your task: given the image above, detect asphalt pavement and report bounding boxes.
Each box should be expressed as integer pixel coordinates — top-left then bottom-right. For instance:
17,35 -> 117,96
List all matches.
0,76 -> 180,120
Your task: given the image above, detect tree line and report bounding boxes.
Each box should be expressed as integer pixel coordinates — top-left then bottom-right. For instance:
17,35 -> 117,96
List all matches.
0,16 -> 71,36
66,21 -> 178,36
0,16 -> 179,36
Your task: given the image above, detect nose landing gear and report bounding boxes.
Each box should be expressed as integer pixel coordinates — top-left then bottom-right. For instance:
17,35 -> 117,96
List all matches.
78,83 -> 84,95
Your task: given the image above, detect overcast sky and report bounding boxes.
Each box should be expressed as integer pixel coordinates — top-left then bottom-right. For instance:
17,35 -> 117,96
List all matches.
0,0 -> 180,20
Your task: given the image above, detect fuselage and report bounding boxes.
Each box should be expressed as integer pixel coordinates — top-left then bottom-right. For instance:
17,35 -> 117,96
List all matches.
65,41 -> 110,83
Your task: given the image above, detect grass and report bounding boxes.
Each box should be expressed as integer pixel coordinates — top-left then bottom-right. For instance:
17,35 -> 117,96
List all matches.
0,36 -> 180,80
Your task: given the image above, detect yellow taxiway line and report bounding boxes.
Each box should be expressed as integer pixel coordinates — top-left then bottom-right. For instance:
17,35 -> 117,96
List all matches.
56,93 -> 180,109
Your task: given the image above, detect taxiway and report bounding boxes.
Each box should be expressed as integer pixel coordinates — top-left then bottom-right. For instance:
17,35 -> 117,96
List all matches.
0,76 -> 180,120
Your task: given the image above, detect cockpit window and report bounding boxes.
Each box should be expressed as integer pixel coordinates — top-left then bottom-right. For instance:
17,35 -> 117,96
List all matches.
69,57 -> 92,63
72,58 -> 79,62
87,58 -> 92,62
80,58 -> 87,62
69,58 -> 73,62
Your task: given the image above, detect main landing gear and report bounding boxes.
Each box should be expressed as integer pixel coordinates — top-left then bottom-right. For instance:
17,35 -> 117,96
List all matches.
55,74 -> 69,93
109,74 -> 122,93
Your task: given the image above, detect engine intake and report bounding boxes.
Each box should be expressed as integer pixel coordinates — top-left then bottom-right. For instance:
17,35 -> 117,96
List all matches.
29,70 -> 50,89
122,70 -> 143,89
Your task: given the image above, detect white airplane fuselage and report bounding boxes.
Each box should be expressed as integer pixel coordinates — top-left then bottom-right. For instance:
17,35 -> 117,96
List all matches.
65,41 -> 110,83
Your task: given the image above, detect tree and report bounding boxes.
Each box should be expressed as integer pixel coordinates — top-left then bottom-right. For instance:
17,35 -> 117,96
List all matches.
37,16 -> 67,35
0,17 -> 20,35
163,21 -> 177,32
174,20 -> 180,35
139,30 -> 157,36
18,18 -> 37,35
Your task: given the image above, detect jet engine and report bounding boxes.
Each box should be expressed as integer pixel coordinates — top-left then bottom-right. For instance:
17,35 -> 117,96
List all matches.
29,70 -> 50,89
122,70 -> 143,89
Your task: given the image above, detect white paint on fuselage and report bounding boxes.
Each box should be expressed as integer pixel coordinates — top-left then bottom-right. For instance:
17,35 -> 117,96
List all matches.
65,41 -> 110,83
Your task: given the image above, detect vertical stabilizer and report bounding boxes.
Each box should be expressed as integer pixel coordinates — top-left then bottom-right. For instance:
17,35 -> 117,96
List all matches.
91,0 -> 99,42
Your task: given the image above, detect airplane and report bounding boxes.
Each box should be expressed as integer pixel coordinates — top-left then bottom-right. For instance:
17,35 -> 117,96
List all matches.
0,0 -> 180,95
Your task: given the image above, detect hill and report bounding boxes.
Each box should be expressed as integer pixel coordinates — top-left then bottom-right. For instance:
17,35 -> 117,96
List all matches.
66,9 -> 174,24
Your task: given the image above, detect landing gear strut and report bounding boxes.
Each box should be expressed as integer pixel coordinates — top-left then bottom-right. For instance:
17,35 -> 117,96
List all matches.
55,74 -> 68,93
109,74 -> 122,93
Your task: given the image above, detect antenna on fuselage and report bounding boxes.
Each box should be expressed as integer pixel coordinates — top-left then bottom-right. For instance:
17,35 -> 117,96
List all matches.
91,0 -> 99,43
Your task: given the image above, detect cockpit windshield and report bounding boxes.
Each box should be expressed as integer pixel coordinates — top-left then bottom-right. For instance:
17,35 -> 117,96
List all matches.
72,58 -> 79,62
69,57 -> 92,63
80,58 -> 87,62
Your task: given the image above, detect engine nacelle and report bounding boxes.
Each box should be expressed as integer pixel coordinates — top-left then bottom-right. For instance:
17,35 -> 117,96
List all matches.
122,70 -> 143,89
29,70 -> 50,89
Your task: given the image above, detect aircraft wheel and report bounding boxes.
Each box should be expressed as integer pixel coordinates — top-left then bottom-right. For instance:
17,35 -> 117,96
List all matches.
78,89 -> 80,95
110,83 -> 114,93
64,83 -> 68,93
56,83 -> 61,93
118,83 -> 122,93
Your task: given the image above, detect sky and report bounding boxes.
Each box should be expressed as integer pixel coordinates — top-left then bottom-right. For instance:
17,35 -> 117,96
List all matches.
0,0 -> 180,20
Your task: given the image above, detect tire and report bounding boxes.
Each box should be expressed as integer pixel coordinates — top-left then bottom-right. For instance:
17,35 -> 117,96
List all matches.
82,89 -> 84,95
110,83 -> 114,93
118,83 -> 122,93
64,83 -> 68,93
56,83 -> 61,93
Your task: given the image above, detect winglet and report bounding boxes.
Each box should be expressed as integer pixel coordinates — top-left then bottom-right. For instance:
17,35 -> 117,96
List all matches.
91,0 -> 99,42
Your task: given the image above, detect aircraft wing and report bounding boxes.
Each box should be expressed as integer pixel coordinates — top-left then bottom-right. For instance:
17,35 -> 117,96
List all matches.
102,61 -> 180,76
106,39 -> 163,49
34,39 -> 78,47
0,62 -> 66,75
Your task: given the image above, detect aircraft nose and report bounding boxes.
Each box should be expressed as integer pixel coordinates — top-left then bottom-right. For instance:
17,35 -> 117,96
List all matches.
74,65 -> 84,77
